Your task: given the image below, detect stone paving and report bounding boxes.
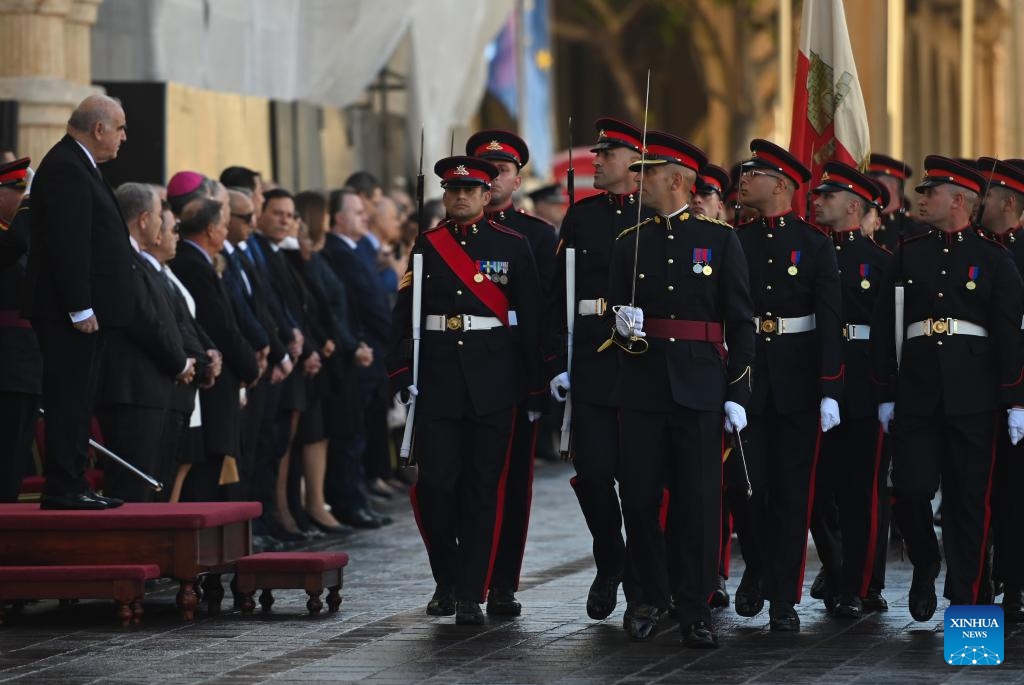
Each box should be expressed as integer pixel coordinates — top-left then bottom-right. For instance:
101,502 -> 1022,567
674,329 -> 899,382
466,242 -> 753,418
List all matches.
0,460 -> 1022,684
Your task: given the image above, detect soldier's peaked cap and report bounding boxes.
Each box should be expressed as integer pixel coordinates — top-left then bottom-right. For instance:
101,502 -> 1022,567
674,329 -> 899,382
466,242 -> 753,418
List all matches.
812,161 -> 877,203
914,155 -> 984,194
466,130 -> 529,168
742,139 -> 811,184
434,156 -> 498,188
628,130 -> 707,173
868,153 -> 912,180
977,157 -> 1024,196
697,164 -> 730,196
0,157 -> 30,189
590,117 -> 643,154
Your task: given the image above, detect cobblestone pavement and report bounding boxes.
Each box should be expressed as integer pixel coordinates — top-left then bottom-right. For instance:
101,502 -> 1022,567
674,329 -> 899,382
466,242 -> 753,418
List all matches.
0,460 -> 1022,684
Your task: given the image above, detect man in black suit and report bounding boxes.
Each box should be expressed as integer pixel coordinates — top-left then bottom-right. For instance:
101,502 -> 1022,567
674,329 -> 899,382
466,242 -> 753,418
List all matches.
0,157 -> 41,502
169,197 -> 260,500
96,183 -> 195,502
22,95 -> 134,510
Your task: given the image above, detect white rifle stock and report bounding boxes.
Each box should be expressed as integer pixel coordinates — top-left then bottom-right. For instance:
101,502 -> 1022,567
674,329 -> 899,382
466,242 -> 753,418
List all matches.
399,253 -> 424,465
559,247 -> 576,454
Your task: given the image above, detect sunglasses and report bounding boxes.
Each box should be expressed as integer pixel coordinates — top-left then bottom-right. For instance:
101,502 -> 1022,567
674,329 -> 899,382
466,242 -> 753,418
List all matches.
231,212 -> 254,223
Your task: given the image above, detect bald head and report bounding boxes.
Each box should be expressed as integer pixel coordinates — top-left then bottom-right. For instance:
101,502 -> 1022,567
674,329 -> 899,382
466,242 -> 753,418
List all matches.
371,195 -> 401,243
67,95 -> 126,163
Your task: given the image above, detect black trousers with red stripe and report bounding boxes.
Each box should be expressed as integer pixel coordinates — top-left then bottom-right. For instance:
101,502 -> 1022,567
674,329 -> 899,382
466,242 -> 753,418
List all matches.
489,403 -> 537,593
811,416 -> 885,599
409,406 -> 515,603
993,415 -> 1024,590
618,407 -> 721,626
891,411 -> 996,604
570,401 -> 626,581
742,407 -> 820,605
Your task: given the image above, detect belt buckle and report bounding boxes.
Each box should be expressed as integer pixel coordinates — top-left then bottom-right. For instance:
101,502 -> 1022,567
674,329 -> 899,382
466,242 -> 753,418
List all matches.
843,324 -> 850,340
446,315 -> 463,331
930,318 -> 949,335
760,318 -> 777,334
596,298 -> 607,316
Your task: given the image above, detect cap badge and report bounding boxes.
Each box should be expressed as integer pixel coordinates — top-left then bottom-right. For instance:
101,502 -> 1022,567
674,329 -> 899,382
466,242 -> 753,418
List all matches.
820,171 -> 831,182
453,165 -> 470,176
597,129 -> 606,139
486,140 -> 503,151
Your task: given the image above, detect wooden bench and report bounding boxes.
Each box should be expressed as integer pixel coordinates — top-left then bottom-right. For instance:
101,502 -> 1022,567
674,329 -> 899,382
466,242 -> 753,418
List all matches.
232,552 -> 348,615
0,564 -> 160,626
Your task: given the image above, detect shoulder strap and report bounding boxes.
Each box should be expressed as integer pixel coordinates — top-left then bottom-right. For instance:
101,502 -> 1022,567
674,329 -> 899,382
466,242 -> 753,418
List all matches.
425,228 -> 510,326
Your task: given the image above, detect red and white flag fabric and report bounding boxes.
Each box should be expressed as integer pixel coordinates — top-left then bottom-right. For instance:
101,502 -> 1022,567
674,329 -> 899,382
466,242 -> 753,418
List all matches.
788,0 -> 871,213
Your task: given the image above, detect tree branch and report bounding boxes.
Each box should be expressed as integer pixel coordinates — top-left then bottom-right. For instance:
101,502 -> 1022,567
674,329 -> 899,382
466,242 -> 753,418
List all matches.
551,18 -> 600,45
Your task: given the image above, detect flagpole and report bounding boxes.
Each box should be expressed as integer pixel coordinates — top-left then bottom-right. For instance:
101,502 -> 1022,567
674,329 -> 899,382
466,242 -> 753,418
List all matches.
960,0 -> 975,156
886,0 -> 906,160
777,0 -> 794,144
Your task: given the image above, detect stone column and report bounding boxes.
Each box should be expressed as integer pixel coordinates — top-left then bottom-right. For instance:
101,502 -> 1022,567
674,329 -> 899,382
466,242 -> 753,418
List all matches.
0,0 -> 100,162
65,0 -> 103,86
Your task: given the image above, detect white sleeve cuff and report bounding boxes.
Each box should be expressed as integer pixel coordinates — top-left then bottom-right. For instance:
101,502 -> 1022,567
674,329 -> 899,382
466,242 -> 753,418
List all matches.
69,308 -> 94,323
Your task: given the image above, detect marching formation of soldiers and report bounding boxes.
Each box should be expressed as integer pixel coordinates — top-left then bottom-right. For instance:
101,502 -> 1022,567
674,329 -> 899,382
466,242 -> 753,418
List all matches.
387,117 -> 1024,648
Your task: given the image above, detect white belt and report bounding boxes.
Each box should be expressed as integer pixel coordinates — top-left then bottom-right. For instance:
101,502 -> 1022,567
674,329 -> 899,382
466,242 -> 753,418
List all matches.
425,313 -> 515,332
753,313 -> 816,335
578,298 -> 606,316
906,317 -> 988,338
843,324 -> 871,341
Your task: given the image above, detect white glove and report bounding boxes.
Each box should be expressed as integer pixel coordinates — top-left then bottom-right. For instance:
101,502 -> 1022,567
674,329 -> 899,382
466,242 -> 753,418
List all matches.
820,396 -> 841,433
723,401 -> 747,433
614,305 -> 645,338
396,384 -> 419,406
550,372 -> 570,402
24,166 -> 34,195
878,402 -> 895,434
1009,408 -> 1024,446
528,411 -> 542,423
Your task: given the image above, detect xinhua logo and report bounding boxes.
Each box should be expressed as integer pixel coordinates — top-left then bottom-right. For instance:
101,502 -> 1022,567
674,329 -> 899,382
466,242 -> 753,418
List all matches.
944,605 -> 1004,666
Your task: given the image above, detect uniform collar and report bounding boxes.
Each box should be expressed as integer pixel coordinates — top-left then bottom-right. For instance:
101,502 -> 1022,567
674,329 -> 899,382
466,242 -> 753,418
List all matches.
487,200 -> 515,220
447,213 -> 486,237
981,224 -> 1021,245
749,210 -> 795,229
831,226 -> 860,246
934,224 -> 973,245
663,204 -> 689,220
606,190 -> 638,207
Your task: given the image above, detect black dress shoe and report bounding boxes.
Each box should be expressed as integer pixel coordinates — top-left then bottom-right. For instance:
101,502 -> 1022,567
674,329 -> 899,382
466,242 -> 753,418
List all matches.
91,492 -> 124,508
262,518 -> 307,542
625,604 -> 660,641
810,569 -> 827,600
586,573 -> 620,620
307,516 -> 354,536
682,620 -> 719,649
486,587 -> 521,616
342,508 -> 383,529
734,573 -> 764,617
1002,586 -> 1024,623
455,600 -> 485,625
768,602 -> 800,631
908,564 -> 939,622
427,586 -> 456,616
862,590 -> 888,612
40,492 -> 110,510
709,575 -> 729,608
833,595 -> 863,618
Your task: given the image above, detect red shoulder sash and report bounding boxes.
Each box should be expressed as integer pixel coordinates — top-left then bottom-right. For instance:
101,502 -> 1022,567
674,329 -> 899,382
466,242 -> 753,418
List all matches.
425,228 -> 510,326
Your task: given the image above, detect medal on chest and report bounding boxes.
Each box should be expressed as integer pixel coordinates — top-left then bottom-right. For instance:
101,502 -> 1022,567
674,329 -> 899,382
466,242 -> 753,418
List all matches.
788,250 -> 801,276
692,247 -> 713,276
966,265 -> 979,290
477,259 -> 510,285
859,263 -> 871,289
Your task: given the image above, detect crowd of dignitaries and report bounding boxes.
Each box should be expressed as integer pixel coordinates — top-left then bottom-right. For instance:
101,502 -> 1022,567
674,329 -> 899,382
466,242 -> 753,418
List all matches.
0,95 -> 438,551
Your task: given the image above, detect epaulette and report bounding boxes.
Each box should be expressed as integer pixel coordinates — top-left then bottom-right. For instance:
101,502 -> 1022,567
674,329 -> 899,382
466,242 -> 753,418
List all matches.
901,231 -> 931,246
867,239 -> 893,256
978,230 -> 1011,252
514,207 -> 556,229
616,216 -> 657,240
694,213 -> 732,228
490,220 -> 527,239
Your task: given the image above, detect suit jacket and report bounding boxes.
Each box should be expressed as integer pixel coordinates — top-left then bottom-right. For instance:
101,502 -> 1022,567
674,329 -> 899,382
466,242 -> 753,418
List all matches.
234,243 -> 290,363
169,242 -> 258,456
22,135 -> 133,326
221,247 -> 270,352
97,251 -> 185,409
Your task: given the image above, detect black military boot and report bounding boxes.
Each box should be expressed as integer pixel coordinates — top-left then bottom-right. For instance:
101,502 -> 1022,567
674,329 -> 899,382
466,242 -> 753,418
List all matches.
708,575 -> 729,608
625,603 -> 660,641
768,601 -> 800,631
810,569 -> 827,600
861,588 -> 888,612
681,619 -> 719,649
426,585 -> 456,616
455,600 -> 485,625
833,594 -> 863,619
586,573 -> 620,620
486,587 -> 522,617
908,564 -> 939,622
734,572 -> 764,617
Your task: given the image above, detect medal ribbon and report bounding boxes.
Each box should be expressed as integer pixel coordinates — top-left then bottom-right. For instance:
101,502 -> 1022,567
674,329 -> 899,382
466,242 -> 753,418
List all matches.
859,263 -> 869,279
790,250 -> 801,267
968,266 -> 979,281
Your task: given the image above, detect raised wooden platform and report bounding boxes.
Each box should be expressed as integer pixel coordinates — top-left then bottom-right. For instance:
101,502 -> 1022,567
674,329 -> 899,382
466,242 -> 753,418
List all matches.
0,502 -> 261,619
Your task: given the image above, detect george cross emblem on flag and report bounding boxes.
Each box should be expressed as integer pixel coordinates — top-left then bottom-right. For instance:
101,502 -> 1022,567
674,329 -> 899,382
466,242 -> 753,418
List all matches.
453,165 -> 470,176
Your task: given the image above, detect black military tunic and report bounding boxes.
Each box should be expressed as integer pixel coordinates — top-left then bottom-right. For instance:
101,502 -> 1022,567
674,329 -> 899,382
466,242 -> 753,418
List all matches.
811,227 -> 893,603
606,208 -> 754,626
871,226 -> 1024,605
872,210 -> 928,253
735,210 -> 843,605
387,214 -> 542,604
549,190 -> 654,585
484,202 -> 556,596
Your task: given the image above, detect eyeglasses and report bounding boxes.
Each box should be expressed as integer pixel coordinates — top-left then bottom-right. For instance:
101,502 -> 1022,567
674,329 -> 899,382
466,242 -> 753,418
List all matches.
742,169 -> 778,180
231,212 -> 254,223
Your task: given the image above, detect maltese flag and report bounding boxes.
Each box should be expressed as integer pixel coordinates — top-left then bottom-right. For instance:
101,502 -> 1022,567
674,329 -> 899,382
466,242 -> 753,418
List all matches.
788,0 -> 871,211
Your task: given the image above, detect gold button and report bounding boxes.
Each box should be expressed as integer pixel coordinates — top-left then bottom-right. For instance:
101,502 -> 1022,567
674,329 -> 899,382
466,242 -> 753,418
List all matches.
616,210 -> 622,215
457,340 -> 464,346
667,258 -> 674,264
582,249 -> 588,254
668,235 -> 675,240
766,311 -> 772,316
667,285 -> 674,291
767,233 -> 773,238
766,285 -> 773,290
938,292 -> 944,298
943,248 -> 949,253
668,337 -> 676,342
460,241 -> 467,246
670,314 -> 676,319
456,290 -> 463,295
765,336 -> 772,342
937,340 -> 943,346
940,270 -> 946,275
767,258 -> 773,264
639,273 -> 645,279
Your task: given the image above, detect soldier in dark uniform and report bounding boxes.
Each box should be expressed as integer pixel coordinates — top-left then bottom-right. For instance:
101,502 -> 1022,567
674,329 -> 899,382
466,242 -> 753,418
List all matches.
691,163 -> 730,222
0,158 -> 41,502
604,131 -> 754,646
387,156 -> 543,626
465,130 -> 556,616
871,155 -> 1024,620
548,118 -> 653,621
734,139 -> 844,631
974,157 -> 1024,622
807,163 -> 894,618
868,154 -> 928,252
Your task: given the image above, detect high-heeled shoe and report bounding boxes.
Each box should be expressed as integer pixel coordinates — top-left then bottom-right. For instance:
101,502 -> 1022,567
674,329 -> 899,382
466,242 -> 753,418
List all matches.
306,510 -> 353,535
